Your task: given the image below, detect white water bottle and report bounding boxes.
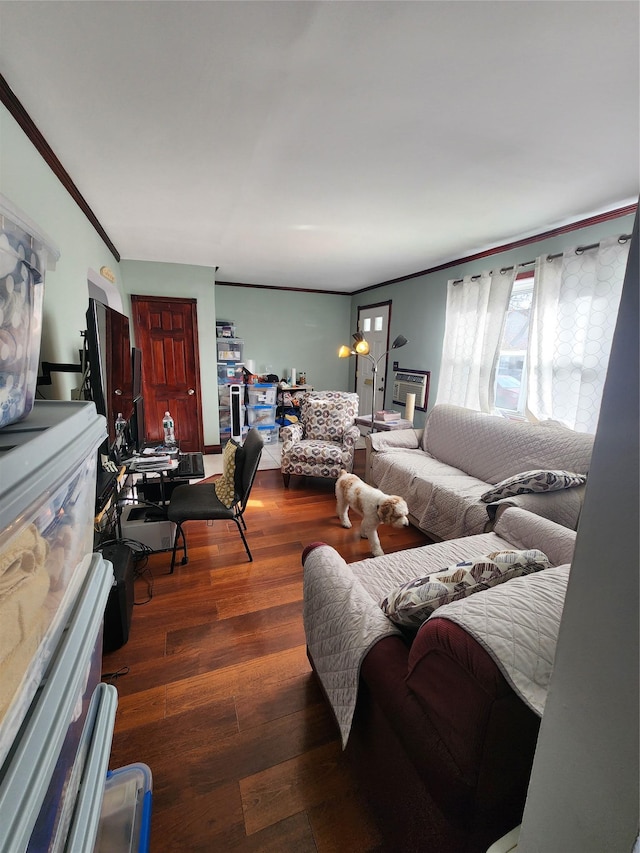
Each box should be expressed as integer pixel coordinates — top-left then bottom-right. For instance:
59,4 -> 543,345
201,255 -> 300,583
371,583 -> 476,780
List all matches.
162,411 -> 176,446
115,412 -> 127,439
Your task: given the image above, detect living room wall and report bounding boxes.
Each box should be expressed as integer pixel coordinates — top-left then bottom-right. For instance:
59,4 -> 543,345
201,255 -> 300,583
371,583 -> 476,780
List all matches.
349,210 -> 637,429
0,102 -> 124,401
214,285 -> 352,392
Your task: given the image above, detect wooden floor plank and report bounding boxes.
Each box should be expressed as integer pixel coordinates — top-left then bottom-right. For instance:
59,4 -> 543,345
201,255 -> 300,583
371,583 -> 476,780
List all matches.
102,454 -> 430,850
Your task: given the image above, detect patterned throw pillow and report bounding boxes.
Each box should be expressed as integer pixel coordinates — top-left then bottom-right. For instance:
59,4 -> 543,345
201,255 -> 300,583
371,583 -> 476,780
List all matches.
214,440 -> 239,507
480,469 -> 587,503
380,549 -> 550,629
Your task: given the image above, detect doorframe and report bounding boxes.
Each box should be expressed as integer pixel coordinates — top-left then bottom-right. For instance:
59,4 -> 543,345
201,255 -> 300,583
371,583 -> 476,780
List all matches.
131,294 -> 205,452
355,299 -> 393,413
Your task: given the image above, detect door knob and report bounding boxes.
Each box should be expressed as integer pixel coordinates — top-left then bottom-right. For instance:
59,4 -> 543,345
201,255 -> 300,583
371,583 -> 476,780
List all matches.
188,388 -> 195,395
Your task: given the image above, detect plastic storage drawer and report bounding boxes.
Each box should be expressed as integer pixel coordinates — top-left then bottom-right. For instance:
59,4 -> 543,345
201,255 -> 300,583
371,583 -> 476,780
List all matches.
247,383 -> 277,406
216,338 -> 243,362
246,405 -> 276,428
0,400 -> 107,766
95,763 -> 153,853
217,363 -> 244,383
218,383 -> 245,407
0,194 -> 59,428
0,554 -> 115,852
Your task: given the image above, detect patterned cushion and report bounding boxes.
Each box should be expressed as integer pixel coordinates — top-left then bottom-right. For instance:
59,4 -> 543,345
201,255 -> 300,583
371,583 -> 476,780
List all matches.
380,549 -> 550,629
214,440 -> 239,507
480,469 -> 587,503
303,394 -> 358,442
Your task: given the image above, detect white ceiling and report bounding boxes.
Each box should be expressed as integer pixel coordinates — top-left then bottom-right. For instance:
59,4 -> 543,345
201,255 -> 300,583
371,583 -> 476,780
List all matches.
0,1 -> 638,293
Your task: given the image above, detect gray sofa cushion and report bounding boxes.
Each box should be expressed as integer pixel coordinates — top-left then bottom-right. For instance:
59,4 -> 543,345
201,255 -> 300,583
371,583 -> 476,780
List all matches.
422,404 -> 593,484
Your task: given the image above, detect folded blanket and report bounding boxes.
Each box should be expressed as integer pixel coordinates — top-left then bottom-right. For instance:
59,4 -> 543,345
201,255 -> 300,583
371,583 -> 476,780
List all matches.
432,565 -> 570,715
0,612 -> 48,724
0,524 -> 50,665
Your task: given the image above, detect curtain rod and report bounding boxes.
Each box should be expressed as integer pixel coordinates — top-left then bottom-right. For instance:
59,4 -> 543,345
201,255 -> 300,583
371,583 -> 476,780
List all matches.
452,233 -> 632,284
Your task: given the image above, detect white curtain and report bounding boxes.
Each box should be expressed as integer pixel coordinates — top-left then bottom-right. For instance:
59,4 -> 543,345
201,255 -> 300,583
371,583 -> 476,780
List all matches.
436,268 -> 515,411
527,235 -> 631,434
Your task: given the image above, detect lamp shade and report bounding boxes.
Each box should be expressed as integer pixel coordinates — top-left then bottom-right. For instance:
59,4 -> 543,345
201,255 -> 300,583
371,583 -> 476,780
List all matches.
338,345 -> 354,358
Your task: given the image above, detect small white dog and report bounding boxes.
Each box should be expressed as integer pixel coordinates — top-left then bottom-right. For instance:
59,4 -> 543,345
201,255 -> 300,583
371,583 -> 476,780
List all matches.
335,470 -> 409,557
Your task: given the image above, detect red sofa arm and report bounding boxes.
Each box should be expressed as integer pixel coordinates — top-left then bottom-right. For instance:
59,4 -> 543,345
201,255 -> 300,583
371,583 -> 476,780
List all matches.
360,618 -> 541,834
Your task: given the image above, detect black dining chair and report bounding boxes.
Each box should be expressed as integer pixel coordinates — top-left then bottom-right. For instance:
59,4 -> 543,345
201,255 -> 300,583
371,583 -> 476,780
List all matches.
166,427 -> 264,573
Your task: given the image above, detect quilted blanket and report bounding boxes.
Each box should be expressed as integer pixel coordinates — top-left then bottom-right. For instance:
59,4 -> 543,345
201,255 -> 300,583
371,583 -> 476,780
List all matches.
433,564 -> 570,715
303,532 -> 570,746
303,529 -> 515,747
303,544 -> 402,748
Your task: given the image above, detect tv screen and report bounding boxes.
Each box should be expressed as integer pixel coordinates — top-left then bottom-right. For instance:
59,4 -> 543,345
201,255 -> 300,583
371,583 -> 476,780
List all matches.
85,297 -> 134,446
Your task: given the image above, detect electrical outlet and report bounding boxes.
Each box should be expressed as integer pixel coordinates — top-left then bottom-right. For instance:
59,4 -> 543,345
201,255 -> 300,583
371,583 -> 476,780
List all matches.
393,360 -> 399,370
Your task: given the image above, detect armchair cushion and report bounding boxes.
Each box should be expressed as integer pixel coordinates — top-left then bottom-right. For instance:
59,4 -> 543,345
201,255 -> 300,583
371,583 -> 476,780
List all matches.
304,396 -> 352,441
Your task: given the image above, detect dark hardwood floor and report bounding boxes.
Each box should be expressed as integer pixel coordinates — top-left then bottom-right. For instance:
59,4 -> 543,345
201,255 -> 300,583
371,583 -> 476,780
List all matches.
102,451 -> 430,852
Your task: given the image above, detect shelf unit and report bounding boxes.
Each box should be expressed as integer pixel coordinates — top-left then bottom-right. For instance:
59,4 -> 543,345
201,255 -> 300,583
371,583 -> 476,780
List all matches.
217,336 -> 245,445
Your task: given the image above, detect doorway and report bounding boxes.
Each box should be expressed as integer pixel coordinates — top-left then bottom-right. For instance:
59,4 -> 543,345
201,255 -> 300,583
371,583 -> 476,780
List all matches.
355,301 -> 391,418
131,295 -> 204,452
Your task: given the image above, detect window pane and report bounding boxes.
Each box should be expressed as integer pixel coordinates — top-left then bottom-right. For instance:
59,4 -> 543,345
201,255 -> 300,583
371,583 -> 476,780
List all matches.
495,276 -> 533,414
363,318 -> 371,332
374,316 -> 383,331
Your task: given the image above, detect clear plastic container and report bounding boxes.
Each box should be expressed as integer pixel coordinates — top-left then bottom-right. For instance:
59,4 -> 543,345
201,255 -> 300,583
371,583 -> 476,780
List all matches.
247,383 -> 277,406
0,401 -> 106,765
95,763 -> 153,852
0,194 -> 60,428
246,405 -> 276,427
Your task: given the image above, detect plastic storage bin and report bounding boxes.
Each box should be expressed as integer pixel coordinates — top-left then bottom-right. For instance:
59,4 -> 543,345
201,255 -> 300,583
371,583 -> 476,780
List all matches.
0,555 -> 115,853
246,405 -> 276,428
217,363 -> 244,384
216,338 -> 243,362
247,383 -> 277,406
95,762 -> 153,853
0,400 -> 107,766
256,425 -> 277,444
0,194 -> 60,428
219,406 -> 245,432
218,383 -> 245,407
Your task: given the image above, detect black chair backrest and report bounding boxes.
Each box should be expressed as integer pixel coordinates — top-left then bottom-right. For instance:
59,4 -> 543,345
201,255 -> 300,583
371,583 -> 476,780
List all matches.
234,428 -> 264,509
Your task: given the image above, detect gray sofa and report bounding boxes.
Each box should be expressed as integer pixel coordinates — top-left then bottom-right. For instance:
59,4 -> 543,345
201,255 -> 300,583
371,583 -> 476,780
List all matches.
365,404 -> 594,541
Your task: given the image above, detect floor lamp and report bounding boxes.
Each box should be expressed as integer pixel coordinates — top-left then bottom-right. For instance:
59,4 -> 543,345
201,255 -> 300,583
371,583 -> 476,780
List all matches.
339,333 -> 408,432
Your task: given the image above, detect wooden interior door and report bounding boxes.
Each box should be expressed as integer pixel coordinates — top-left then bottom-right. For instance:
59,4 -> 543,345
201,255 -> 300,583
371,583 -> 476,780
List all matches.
131,295 -> 204,452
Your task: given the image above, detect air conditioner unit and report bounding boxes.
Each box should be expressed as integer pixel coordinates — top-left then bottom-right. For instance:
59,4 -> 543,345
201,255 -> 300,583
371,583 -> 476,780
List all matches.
392,369 -> 430,411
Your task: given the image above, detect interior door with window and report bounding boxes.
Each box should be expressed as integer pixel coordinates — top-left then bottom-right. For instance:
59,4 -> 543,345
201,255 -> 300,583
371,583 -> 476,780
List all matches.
356,302 -> 391,419
132,295 -> 204,452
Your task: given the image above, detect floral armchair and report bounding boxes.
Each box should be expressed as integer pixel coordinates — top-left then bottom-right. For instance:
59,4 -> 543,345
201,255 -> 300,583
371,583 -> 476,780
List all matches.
280,391 -> 360,487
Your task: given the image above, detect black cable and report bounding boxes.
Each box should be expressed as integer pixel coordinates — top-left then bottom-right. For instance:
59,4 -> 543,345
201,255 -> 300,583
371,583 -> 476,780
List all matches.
101,665 -> 130,684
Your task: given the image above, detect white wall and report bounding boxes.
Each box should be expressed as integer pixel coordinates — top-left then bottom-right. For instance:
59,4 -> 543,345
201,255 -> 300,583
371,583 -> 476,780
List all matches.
518,214 -> 639,852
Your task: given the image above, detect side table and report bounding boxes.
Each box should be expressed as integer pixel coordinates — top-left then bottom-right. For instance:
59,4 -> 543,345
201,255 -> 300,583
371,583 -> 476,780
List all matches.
355,415 -> 414,433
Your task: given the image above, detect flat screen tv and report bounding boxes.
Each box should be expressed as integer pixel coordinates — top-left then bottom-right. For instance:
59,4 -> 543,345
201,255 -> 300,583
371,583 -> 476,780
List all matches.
85,297 -> 134,447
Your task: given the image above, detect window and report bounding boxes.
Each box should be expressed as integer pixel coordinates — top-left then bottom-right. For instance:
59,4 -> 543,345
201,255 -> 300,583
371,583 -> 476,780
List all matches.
494,274 -> 533,417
